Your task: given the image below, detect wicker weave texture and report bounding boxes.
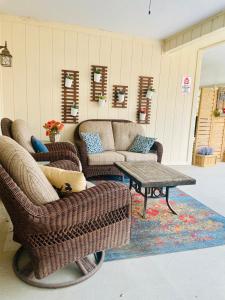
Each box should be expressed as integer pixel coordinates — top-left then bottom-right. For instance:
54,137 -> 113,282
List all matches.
0,163 -> 131,279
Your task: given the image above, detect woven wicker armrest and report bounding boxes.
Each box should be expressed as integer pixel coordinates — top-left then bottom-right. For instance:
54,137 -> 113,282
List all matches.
48,160 -> 81,171
151,141 -> 163,163
40,181 -> 131,230
45,142 -> 77,155
31,150 -> 80,165
75,139 -> 88,166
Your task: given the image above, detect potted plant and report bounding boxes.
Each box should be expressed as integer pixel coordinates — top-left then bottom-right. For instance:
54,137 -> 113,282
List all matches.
139,108 -> 146,121
213,108 -> 222,117
65,73 -> 73,88
71,103 -> 79,117
146,86 -> 156,99
43,120 -> 64,143
117,90 -> 125,103
98,95 -> 106,107
195,147 -> 217,167
94,68 -> 101,83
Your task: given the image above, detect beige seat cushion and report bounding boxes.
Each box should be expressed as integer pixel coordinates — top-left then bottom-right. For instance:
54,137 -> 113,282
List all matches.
88,151 -> 125,166
40,165 -> 86,193
0,136 -> 59,205
118,151 -> 157,162
11,119 -> 34,153
79,121 -> 115,151
112,122 -> 145,151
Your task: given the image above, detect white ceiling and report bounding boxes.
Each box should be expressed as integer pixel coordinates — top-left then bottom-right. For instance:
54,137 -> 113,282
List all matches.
200,43 -> 225,86
0,0 -> 225,39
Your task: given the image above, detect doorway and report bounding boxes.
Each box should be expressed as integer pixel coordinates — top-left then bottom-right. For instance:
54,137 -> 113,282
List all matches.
192,43 -> 225,164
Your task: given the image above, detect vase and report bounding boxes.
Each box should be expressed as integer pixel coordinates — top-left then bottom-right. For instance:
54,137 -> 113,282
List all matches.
139,113 -> 146,121
98,99 -> 106,107
71,107 -> 79,116
49,133 -> 60,143
65,78 -> 73,88
94,73 -> 101,83
146,90 -> 154,99
117,94 -> 125,103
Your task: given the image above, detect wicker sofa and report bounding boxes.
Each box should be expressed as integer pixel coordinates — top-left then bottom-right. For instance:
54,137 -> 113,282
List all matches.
74,119 -> 163,178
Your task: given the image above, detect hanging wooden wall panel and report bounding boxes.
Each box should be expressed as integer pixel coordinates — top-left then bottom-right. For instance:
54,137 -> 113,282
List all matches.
112,85 -> 128,108
137,76 -> 153,124
90,65 -> 108,102
61,70 -> 79,124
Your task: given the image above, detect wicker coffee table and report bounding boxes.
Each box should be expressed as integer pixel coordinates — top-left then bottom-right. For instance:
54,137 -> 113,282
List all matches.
115,161 -> 196,218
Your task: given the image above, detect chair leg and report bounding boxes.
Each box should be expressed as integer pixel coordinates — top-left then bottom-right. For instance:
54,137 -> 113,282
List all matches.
13,246 -> 105,289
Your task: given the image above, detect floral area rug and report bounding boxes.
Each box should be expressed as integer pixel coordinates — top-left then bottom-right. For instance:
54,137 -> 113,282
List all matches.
92,177 -> 225,261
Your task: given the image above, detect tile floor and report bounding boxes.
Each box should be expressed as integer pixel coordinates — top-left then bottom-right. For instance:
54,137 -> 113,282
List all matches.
0,163 -> 225,300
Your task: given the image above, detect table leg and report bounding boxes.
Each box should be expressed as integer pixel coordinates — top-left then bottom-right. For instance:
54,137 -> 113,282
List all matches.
166,187 -> 177,215
143,188 -> 148,218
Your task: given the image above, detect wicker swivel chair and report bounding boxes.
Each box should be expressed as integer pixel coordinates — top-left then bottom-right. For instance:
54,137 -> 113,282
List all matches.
1,117 -> 80,168
0,136 -> 131,288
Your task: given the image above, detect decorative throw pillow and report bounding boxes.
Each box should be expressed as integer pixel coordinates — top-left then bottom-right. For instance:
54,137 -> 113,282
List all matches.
31,136 -> 49,153
129,135 -> 156,154
80,132 -> 104,154
11,119 -> 35,153
0,136 -> 59,205
40,165 -> 87,194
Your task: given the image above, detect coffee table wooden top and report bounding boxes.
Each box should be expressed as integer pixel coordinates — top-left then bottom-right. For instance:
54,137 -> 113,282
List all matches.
115,161 -> 196,188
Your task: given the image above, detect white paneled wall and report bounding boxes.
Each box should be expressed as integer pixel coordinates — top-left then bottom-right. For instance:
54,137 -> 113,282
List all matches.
0,14 -> 206,164
0,15 -> 162,140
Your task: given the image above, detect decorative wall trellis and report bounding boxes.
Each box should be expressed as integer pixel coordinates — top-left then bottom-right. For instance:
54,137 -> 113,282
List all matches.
61,69 -> 79,124
90,65 -> 108,102
112,85 -> 128,108
137,76 -> 153,124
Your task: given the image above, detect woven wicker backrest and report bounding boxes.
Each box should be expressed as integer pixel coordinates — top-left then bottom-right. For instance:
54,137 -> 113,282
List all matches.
1,118 -> 13,137
0,163 -> 43,242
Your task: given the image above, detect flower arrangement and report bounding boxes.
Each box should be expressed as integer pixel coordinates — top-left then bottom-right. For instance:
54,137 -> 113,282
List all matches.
139,108 -> 146,114
43,120 -> 64,142
198,147 -> 214,155
139,108 -> 146,121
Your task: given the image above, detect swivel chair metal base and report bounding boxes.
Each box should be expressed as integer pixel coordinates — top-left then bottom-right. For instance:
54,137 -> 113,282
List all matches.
13,246 -> 105,289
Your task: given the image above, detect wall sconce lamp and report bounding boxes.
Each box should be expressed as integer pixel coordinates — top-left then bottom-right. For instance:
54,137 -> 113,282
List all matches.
0,41 -> 12,67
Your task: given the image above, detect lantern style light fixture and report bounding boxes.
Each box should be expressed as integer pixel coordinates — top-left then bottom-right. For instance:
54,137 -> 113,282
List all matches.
0,41 -> 12,67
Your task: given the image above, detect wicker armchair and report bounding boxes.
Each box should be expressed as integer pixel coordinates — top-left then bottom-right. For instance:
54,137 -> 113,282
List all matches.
0,157 -> 131,288
1,117 -> 80,167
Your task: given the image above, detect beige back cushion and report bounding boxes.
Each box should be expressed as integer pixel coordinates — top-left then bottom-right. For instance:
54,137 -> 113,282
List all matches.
11,119 -> 34,153
0,136 -> 59,205
79,121 -> 115,151
112,122 -> 145,150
